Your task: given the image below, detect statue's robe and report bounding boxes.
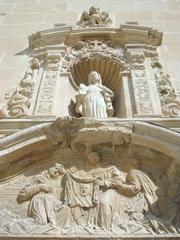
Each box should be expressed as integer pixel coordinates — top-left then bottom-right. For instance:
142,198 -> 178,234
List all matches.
98,169 -> 176,234
17,171 -> 62,225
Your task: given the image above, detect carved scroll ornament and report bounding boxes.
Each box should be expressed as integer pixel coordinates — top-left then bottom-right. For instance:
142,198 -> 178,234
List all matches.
47,117 -> 132,152
151,57 -> 180,117
4,58 -> 40,118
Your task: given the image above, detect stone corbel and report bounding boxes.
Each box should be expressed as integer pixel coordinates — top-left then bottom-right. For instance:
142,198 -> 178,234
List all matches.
47,117 -> 132,152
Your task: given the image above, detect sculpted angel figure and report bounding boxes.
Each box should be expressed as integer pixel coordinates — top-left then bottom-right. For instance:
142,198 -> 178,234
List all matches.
17,163 -> 66,226
79,6 -> 112,27
75,71 -> 114,118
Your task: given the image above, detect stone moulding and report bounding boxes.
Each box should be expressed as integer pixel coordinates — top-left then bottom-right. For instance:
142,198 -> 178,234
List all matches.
28,24 -> 162,49
0,117 -> 179,182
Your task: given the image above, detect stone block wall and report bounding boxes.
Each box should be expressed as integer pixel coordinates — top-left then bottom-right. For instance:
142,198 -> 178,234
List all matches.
0,0 -> 179,103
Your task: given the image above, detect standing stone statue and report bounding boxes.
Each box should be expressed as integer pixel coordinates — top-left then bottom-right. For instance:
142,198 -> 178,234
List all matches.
75,71 -> 114,118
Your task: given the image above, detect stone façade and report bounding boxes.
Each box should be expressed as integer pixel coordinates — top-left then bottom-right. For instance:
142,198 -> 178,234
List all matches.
0,6 -> 179,240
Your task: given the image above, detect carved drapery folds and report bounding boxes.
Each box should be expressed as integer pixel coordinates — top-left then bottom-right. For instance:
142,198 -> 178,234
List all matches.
0,7 -> 179,239
75,71 -> 114,118
0,155 -> 179,236
0,117 -> 179,237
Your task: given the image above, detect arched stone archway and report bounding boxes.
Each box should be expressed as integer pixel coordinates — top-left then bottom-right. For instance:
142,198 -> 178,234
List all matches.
0,118 -> 179,237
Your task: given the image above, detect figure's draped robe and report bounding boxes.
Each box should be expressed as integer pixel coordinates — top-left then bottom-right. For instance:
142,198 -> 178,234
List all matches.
76,84 -> 107,118
18,171 -> 62,225
63,166 -> 123,229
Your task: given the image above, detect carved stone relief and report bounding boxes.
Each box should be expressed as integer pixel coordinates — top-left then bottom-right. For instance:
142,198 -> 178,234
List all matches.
47,117 -> 132,152
0,7 -> 179,240
75,71 -> 114,118
0,116 -> 179,238
3,58 -> 40,118
0,155 -> 179,236
151,57 -> 180,117
34,53 -> 61,116
77,6 -> 112,28
0,20 -> 174,119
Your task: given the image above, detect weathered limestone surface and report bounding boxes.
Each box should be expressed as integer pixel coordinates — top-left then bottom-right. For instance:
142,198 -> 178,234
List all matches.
0,1 -> 180,240
0,0 -> 179,104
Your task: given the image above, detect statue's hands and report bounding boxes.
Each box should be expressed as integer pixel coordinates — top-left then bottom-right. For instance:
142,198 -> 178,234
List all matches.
40,184 -> 54,193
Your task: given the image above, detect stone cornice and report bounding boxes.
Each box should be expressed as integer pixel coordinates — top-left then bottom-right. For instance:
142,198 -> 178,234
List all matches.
29,24 -> 163,49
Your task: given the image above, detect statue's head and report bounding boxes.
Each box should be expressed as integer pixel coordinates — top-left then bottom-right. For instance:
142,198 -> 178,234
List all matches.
88,152 -> 101,166
48,163 -> 65,178
88,71 -> 102,85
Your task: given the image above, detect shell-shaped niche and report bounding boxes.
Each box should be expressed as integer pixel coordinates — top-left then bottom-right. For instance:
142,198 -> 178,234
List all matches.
69,58 -> 122,93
